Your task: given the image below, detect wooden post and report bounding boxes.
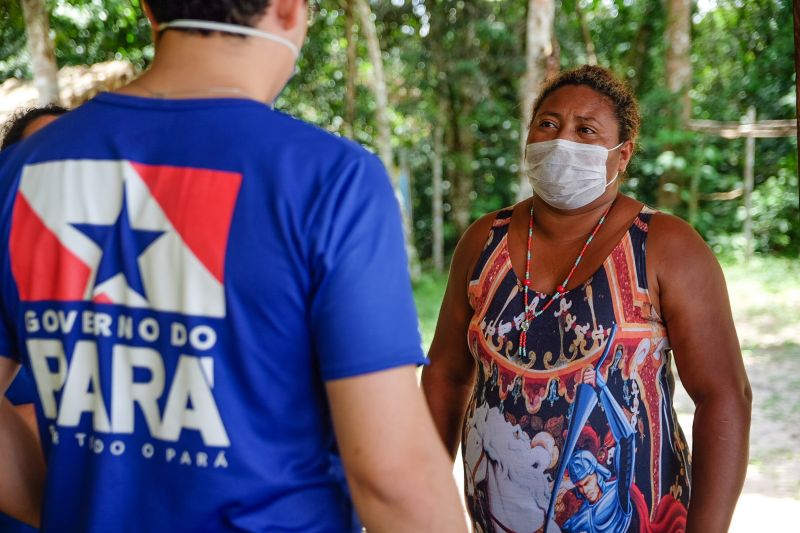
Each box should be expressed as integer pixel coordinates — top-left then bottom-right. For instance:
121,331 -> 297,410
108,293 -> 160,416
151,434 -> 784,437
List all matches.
794,0 -> 800,165
743,107 -> 756,262
686,116 -> 795,259
432,124 -> 444,273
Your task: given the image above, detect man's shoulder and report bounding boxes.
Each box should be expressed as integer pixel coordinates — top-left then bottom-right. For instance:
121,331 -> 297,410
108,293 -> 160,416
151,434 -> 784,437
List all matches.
261,109 -> 374,160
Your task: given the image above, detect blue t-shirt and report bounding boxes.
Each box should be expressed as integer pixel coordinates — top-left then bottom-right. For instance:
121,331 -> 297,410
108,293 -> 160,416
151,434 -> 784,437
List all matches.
0,93 -> 426,532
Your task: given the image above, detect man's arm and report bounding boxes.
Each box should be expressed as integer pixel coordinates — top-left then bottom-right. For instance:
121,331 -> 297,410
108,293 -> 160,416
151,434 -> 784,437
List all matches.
649,214 -> 751,533
0,356 -> 45,527
326,365 -> 467,533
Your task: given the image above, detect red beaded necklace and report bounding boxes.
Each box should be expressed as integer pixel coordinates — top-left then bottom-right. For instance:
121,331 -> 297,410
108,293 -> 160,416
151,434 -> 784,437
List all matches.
518,200 -> 615,357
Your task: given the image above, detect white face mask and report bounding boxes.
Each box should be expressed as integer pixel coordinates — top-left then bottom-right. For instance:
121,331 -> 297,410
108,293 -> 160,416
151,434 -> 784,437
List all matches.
524,138 -> 624,210
157,19 -> 301,105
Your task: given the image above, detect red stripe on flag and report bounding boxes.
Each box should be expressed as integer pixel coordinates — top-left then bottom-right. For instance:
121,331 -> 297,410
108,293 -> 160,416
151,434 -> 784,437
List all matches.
131,162 -> 241,283
9,193 -> 92,301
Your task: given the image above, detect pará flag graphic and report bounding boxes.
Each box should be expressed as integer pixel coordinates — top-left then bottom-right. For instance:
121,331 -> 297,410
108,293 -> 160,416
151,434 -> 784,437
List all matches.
9,159 -> 241,318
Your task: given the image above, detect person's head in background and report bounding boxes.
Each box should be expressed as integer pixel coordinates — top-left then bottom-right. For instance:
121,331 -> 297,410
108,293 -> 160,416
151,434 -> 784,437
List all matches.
0,104 -> 68,151
131,0 -> 310,105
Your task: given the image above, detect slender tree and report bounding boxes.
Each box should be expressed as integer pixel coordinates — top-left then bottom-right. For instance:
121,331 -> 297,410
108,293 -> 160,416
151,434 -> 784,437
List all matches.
354,0 -> 393,177
517,0 -> 556,201
343,0 -> 358,139
574,0 -> 597,66
21,0 -> 60,105
427,2 -> 481,238
665,0 -> 692,123
625,1 -> 658,95
658,0 -> 693,209
432,122 -> 445,273
353,0 -> 420,275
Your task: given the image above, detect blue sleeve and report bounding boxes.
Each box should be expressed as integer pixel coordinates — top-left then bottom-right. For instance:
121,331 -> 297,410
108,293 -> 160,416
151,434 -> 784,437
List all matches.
0,145 -> 22,361
309,154 -> 426,380
5,366 -> 36,406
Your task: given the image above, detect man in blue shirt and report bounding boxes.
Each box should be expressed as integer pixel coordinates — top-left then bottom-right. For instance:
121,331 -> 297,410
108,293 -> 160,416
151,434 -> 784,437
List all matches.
0,1 -> 466,531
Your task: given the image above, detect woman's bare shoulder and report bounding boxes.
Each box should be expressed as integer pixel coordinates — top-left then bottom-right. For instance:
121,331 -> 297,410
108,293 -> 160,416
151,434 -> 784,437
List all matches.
648,211 -> 714,259
647,211 -> 723,294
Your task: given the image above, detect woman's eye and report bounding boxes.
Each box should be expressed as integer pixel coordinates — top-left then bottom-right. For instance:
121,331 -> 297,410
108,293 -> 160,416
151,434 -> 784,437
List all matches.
540,120 -> 557,128
579,126 -> 596,134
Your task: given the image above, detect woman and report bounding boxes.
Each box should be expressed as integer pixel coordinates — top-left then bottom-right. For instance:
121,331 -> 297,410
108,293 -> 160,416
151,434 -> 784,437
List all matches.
422,65 -> 751,533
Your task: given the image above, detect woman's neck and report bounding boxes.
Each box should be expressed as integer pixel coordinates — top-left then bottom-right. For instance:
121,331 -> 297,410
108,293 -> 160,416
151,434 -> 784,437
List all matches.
530,192 -> 619,243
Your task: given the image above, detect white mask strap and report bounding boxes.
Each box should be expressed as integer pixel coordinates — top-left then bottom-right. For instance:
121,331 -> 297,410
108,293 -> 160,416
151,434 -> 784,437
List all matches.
608,141 -> 625,152
159,19 -> 300,58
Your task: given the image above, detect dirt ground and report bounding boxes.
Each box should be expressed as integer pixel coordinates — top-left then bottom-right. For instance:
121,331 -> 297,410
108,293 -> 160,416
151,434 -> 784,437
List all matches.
673,259 -> 800,531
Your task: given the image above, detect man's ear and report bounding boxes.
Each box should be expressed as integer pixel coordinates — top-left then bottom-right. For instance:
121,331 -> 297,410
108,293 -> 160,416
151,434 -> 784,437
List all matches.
140,0 -> 162,46
272,0 -> 306,31
141,0 -> 158,27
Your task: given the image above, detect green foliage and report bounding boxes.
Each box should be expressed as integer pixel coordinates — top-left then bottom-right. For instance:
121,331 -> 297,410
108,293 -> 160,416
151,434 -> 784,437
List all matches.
750,154 -> 799,256
49,0 -> 153,70
412,271 -> 448,351
0,0 -> 153,79
1,0 -> 796,260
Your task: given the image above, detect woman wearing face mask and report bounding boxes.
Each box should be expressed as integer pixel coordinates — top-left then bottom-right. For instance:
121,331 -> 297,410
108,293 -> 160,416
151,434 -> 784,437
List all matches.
422,65 -> 751,533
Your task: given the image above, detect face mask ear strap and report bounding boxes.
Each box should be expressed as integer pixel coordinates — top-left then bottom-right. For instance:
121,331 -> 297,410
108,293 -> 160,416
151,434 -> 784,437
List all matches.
609,141 -> 625,152
158,19 -> 301,58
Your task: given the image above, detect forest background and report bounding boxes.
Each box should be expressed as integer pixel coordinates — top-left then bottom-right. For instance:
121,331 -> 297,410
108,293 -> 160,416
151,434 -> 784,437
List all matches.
1,0 -> 799,529
1,0 -> 797,267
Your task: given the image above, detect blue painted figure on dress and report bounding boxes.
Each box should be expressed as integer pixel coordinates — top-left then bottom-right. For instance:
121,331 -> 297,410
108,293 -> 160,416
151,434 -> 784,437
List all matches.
555,326 -> 636,533
561,374 -> 636,532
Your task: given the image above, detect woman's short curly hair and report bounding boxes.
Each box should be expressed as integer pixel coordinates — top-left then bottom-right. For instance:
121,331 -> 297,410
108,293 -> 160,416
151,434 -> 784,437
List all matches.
146,0 -> 273,29
1,104 -> 68,151
530,65 -> 641,144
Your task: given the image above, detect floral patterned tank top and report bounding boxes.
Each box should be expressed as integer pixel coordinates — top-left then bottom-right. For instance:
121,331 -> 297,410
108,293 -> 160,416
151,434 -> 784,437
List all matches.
463,206 -> 691,533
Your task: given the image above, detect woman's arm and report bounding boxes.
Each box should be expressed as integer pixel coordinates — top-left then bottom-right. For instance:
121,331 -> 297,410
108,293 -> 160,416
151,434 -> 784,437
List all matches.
648,214 -> 752,533
421,213 -> 496,459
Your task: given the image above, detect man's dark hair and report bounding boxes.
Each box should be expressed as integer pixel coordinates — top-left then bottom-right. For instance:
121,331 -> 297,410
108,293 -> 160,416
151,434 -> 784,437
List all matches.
146,0 -> 273,29
1,104 -> 68,151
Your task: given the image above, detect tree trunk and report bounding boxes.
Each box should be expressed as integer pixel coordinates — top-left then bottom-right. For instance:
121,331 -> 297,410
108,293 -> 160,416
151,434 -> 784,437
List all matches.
626,2 -> 657,95
21,0 -> 60,105
353,0 -> 393,177
445,80 -> 476,238
343,0 -> 357,139
794,0 -> 800,161
432,123 -> 445,273
659,0 -> 692,210
517,0 -> 556,202
353,0 -> 420,275
665,0 -> 692,124
398,149 -> 421,279
574,0 -> 597,66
